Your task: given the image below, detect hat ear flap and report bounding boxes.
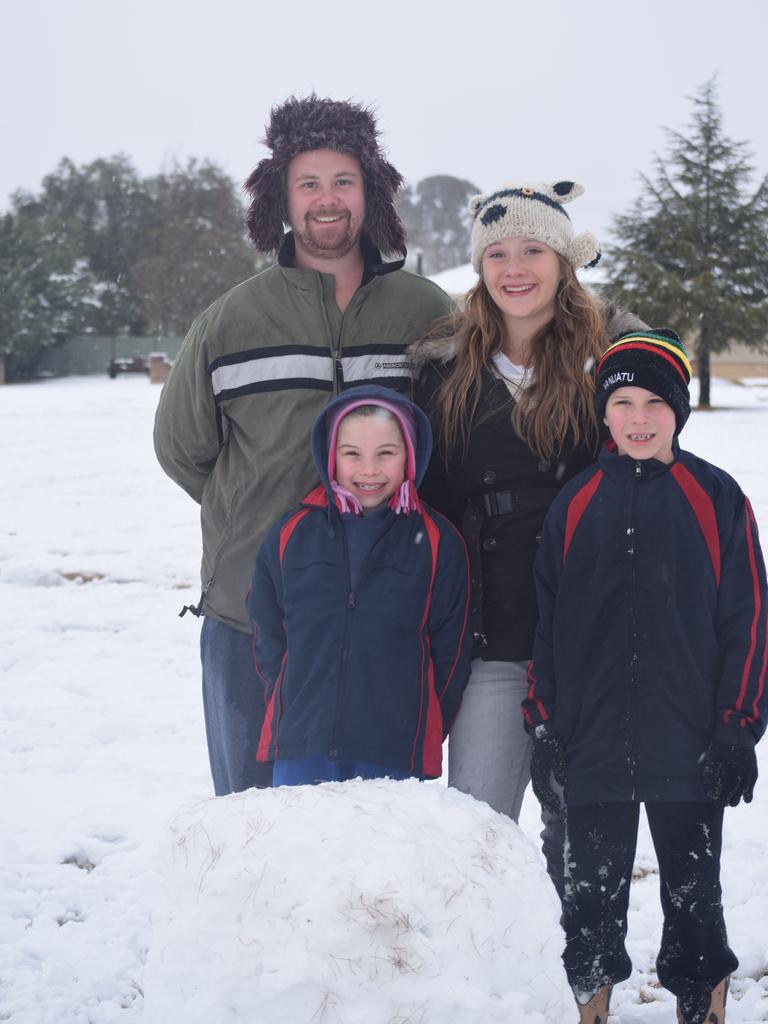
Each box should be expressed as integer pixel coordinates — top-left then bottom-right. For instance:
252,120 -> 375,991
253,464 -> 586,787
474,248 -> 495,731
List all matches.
550,180 -> 585,204
568,231 -> 601,269
244,159 -> 288,254
359,155 -> 406,256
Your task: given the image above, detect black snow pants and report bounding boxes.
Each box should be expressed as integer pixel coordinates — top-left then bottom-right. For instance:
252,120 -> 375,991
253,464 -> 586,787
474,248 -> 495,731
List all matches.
561,801 -> 738,1004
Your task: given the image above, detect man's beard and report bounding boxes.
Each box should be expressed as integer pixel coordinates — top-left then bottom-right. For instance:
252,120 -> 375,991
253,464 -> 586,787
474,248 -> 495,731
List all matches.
293,211 -> 363,260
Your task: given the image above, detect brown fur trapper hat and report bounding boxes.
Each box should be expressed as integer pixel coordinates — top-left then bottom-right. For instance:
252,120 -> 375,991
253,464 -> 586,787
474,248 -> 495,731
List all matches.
244,94 -> 407,257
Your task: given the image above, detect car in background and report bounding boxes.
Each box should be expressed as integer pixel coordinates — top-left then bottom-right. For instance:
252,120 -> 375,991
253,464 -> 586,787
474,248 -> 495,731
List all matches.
108,355 -> 150,379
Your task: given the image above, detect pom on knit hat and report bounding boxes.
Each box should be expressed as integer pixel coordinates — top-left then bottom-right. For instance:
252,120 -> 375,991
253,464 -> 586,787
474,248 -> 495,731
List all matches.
244,94 -> 406,257
596,329 -> 692,436
469,180 -> 600,272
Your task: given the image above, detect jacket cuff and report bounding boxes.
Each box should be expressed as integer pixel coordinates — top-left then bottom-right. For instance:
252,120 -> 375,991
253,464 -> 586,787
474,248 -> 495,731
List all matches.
713,718 -> 758,749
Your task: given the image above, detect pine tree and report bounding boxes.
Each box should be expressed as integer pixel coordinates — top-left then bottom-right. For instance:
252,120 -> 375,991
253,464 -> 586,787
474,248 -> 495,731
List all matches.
603,78 -> 768,407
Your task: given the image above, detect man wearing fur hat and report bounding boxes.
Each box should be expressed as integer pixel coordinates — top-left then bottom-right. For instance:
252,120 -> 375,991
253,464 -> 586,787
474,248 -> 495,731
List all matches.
154,95 -> 450,796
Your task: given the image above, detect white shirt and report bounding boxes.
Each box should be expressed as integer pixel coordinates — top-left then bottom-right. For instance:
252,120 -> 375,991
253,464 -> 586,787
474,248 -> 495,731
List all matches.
491,351 -> 534,397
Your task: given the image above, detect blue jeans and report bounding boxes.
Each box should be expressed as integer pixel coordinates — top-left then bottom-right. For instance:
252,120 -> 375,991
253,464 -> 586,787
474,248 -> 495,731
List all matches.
200,615 -> 273,795
448,658 -> 566,896
273,757 -> 416,786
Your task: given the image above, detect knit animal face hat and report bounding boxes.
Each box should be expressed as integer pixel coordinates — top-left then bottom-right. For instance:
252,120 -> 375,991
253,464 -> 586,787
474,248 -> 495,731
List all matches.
244,94 -> 406,257
596,329 -> 692,436
326,398 -> 420,515
469,180 -> 600,272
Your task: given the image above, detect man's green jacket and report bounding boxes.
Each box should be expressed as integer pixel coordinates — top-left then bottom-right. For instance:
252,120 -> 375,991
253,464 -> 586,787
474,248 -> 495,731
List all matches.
153,238 -> 451,632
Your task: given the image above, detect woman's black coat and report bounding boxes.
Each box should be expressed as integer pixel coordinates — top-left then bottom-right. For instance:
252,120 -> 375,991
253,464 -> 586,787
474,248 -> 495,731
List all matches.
414,356 -> 596,662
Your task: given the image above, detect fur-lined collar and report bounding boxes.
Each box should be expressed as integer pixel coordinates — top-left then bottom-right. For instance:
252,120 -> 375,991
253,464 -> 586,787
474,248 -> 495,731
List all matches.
407,302 -> 646,372
408,331 -> 461,370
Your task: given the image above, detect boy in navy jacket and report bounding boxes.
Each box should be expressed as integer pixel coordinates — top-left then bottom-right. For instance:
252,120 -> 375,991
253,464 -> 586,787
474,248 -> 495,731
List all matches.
247,385 -> 472,786
522,331 -> 767,1024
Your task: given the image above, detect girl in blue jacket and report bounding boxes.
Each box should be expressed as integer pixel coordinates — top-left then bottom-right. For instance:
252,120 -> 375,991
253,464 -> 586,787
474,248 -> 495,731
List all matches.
523,331 -> 767,1024
247,385 -> 472,787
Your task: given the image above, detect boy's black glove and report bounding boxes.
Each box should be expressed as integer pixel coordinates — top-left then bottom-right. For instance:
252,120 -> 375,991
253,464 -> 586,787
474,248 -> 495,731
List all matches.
530,725 -> 567,816
701,742 -> 758,807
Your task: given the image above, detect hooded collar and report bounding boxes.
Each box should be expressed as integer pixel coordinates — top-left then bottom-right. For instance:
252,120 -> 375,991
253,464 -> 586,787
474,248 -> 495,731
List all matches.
310,385 -> 433,516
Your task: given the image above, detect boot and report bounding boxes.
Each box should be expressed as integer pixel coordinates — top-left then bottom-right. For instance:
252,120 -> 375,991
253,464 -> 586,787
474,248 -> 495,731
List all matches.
676,975 -> 729,1024
574,983 -> 612,1024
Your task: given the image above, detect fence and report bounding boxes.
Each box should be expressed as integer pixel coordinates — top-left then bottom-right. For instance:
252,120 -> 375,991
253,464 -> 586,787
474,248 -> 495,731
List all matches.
38,335 -> 184,377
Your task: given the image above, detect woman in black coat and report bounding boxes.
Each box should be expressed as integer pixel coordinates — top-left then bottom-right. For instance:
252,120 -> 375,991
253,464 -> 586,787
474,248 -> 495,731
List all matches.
411,179 -> 643,891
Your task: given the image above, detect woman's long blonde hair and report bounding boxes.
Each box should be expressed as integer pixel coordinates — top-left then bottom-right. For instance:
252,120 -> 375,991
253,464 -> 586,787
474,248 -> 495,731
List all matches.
430,259 -> 606,462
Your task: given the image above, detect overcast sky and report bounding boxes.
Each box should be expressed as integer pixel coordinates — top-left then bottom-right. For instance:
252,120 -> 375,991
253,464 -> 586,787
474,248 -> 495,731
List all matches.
2,0 -> 766,248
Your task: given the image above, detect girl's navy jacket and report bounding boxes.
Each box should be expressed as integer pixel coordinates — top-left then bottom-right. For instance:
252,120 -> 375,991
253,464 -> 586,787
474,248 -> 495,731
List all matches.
246,386 -> 472,780
523,443 -> 767,805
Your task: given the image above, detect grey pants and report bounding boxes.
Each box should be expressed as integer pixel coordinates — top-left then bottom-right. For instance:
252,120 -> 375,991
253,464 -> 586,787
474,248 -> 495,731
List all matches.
448,658 -> 565,894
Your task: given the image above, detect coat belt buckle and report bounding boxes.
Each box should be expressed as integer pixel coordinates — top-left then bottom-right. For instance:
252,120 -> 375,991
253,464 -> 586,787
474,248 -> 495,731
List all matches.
483,490 -> 518,516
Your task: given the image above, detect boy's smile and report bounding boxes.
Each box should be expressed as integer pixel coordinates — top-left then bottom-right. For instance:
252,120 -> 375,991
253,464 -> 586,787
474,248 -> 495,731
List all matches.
603,386 -> 677,464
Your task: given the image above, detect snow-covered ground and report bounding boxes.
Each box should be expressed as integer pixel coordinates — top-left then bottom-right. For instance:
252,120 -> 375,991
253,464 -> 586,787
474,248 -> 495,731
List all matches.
1,374 -> 767,1023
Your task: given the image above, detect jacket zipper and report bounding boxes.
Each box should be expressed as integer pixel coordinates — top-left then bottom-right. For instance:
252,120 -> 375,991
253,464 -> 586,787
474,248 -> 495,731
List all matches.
333,352 -> 344,395
328,514 -> 397,758
314,273 -> 343,397
328,521 -> 355,758
626,460 -> 642,795
180,481 -> 240,617
329,285 -> 353,397
330,279 -> 370,396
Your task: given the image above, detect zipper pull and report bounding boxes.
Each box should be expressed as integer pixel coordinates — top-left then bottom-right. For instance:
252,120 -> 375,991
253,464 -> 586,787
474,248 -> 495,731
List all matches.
635,461 -> 642,478
179,576 -> 213,618
347,592 -> 356,609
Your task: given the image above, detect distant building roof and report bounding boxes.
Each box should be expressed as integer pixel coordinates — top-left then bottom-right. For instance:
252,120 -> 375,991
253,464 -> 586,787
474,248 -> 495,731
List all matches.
428,263 -> 475,295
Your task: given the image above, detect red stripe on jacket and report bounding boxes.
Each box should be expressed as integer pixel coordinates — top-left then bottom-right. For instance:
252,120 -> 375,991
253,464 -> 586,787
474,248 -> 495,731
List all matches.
256,652 -> 287,761
436,525 -> 471,716
670,463 -> 721,587
412,509 -> 442,776
523,660 -> 550,727
725,498 -> 765,727
563,469 -> 603,563
256,499 -> 325,761
748,496 -> 768,722
524,470 -> 604,726
278,490 -> 329,562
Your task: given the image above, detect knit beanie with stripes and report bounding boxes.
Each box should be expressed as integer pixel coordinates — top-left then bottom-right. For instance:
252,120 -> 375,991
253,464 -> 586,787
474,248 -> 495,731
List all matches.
596,329 -> 692,436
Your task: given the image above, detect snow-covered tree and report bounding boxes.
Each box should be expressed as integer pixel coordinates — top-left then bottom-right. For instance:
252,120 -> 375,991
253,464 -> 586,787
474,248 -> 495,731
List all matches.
603,78 -> 768,407
25,155 -> 151,336
0,155 -> 261,378
0,208 -> 95,381
131,159 -> 260,336
398,175 -> 479,276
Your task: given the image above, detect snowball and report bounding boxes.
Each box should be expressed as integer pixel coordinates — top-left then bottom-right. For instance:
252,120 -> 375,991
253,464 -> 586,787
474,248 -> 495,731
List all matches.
142,779 -> 572,1023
